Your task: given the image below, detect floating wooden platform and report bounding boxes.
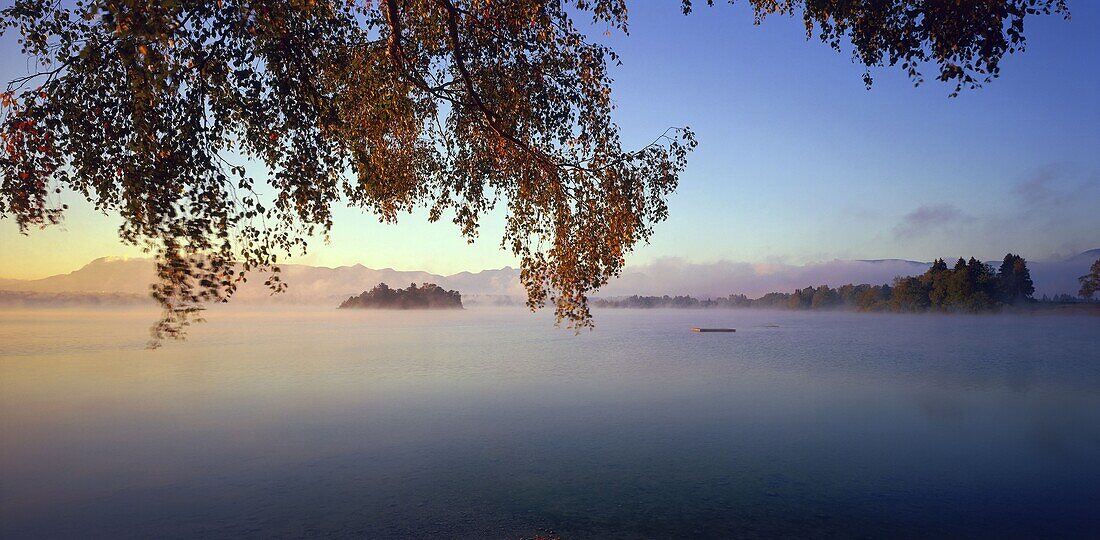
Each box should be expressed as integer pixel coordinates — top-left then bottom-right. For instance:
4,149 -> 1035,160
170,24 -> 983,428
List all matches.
691,327 -> 736,333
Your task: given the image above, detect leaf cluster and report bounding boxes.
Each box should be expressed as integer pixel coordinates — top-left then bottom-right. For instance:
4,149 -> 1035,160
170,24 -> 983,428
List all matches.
684,0 -> 1069,96
1,0 -> 694,344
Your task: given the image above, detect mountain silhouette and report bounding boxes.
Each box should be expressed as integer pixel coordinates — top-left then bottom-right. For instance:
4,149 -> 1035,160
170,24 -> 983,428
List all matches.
1,251 -> 1096,303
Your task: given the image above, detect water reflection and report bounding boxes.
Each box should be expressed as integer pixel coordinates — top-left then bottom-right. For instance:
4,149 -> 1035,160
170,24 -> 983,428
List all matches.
1,308 -> 1099,538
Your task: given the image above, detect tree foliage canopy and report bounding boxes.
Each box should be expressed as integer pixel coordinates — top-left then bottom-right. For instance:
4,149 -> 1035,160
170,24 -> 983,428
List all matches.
339,282 -> 463,310
594,253 -> 1039,313
686,0 -> 1069,95
1080,259 -> 1100,300
0,0 -> 1068,344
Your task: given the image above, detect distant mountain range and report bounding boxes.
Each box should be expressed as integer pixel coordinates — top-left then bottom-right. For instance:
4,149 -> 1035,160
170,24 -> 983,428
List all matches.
0,257 -> 526,305
1,250 -> 1096,305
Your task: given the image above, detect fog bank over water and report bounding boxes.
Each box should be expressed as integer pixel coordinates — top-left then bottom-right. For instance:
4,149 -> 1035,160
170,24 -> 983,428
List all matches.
0,249 -> 1096,305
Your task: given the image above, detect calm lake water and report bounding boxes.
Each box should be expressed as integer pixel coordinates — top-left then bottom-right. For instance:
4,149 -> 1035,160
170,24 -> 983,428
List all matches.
2,307 -> 1099,538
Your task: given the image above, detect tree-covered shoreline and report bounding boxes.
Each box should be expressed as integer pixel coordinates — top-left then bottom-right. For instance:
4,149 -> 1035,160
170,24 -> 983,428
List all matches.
339,283 -> 463,310
594,254 -> 1100,313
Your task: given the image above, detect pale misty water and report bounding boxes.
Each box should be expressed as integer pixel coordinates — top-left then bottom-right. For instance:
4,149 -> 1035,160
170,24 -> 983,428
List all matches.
1,307 -> 1099,538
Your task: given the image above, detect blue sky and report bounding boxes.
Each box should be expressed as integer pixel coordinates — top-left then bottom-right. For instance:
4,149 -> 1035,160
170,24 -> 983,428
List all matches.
2,2 -> 1097,279
603,2 -> 1099,265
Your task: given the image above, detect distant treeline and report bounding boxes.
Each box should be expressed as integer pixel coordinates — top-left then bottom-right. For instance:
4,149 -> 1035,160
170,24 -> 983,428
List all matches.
594,254 -> 1093,313
339,283 -> 463,310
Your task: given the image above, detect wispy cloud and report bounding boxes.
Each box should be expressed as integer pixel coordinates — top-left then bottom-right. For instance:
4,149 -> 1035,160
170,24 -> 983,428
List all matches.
1012,166 -> 1099,216
892,204 -> 972,238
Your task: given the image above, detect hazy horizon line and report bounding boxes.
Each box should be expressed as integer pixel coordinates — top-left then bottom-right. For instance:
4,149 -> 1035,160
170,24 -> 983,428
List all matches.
4,248 -> 1098,282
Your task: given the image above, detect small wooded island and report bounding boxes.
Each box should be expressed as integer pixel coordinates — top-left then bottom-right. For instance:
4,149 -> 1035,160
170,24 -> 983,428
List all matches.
339,283 -> 463,310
